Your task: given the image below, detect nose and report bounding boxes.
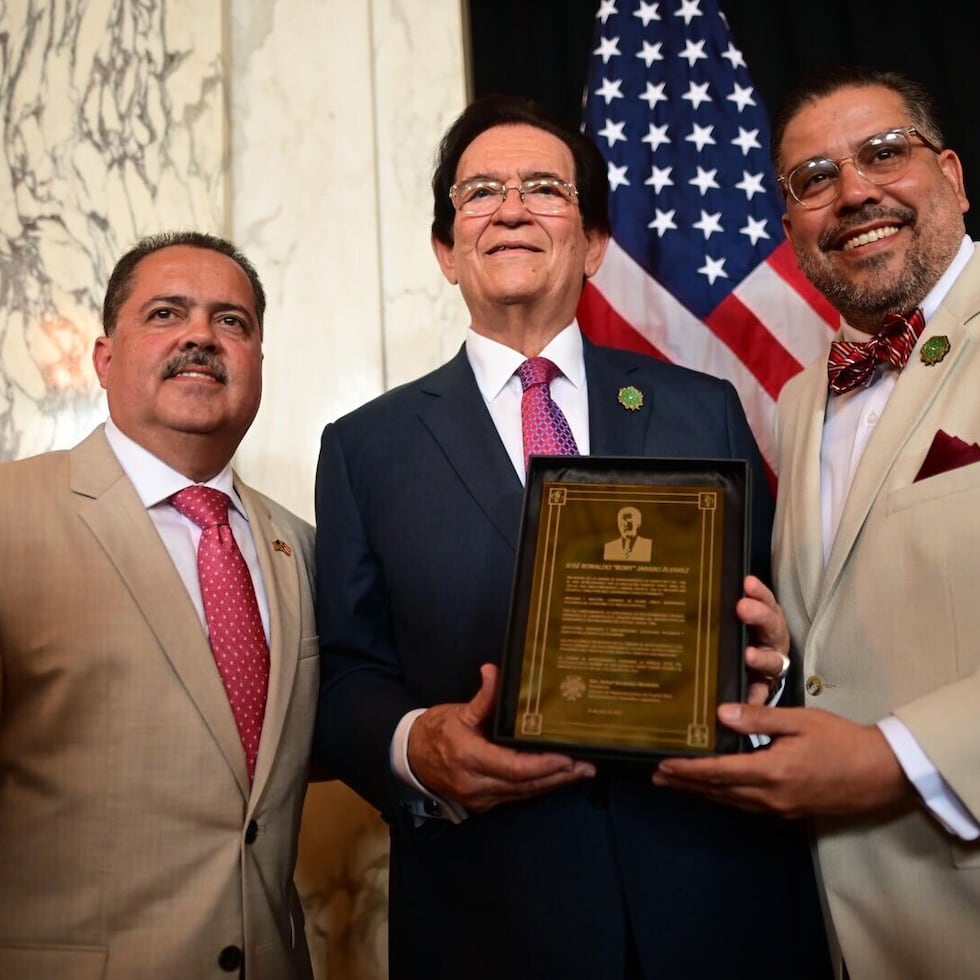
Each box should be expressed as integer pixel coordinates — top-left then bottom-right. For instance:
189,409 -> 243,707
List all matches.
180,311 -> 220,348
493,184 -> 530,222
835,157 -> 883,208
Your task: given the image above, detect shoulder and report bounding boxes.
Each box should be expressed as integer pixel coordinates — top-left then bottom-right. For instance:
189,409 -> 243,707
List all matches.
588,341 -> 735,393
320,350 -> 474,464
337,353 -> 467,425
778,354 -> 827,409
0,446 -> 72,499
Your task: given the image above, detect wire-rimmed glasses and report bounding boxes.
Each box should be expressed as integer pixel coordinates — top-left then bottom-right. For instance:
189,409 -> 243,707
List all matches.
449,177 -> 579,217
777,127 -> 942,209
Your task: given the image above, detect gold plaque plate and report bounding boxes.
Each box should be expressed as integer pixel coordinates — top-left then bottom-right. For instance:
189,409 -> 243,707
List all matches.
494,457 -> 750,763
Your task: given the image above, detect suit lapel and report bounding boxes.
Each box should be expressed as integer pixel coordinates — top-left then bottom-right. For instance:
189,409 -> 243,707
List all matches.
417,346 -> 524,549
72,429 -> 250,794
239,481 -> 302,799
584,341 -> 654,455
821,254 -> 980,607
778,362 -> 830,622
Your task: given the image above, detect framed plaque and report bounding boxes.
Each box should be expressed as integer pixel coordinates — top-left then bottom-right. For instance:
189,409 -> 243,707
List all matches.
493,456 -> 750,764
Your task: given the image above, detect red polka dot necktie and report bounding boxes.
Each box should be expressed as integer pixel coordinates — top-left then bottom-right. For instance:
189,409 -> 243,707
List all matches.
171,485 -> 269,782
516,356 -> 579,472
826,308 -> 926,395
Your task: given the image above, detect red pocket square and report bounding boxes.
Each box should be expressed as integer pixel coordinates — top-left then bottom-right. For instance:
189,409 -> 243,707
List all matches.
914,430 -> 980,482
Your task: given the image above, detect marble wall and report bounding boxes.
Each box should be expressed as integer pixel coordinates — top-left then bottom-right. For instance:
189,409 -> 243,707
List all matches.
1,1 -> 469,977
0,0 -> 226,460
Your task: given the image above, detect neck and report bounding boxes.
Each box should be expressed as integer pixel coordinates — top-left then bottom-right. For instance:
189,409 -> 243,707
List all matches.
137,429 -> 237,483
469,303 -> 575,357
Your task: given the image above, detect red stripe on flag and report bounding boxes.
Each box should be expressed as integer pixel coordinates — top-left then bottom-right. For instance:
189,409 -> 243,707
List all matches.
577,281 -> 667,360
704,292 -> 804,401
766,240 -> 840,326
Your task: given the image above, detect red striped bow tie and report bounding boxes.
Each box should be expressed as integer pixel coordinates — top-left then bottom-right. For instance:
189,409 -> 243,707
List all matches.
826,308 -> 926,396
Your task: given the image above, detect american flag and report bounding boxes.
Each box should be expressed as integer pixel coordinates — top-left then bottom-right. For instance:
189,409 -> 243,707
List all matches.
578,0 -> 838,478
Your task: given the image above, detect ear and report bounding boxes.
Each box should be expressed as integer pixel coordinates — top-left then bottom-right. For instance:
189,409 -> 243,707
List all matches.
92,335 -> 113,390
583,228 -> 610,279
937,148 -> 970,215
431,233 -> 458,285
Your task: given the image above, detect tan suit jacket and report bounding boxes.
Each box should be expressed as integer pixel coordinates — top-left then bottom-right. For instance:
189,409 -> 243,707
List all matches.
0,426 -> 318,980
773,250 -> 980,980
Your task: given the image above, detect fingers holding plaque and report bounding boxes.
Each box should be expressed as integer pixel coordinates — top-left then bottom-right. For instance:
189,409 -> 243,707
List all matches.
493,457 -> 750,764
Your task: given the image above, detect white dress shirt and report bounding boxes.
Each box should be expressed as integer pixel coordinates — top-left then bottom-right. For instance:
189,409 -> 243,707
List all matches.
819,235 -> 978,840
103,418 -> 271,644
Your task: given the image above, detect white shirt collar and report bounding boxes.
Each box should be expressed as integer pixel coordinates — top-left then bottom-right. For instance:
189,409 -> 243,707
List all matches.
103,418 -> 245,518
465,320 -> 586,402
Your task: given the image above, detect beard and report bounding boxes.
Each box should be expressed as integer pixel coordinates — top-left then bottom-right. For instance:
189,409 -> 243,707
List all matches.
794,201 -> 964,329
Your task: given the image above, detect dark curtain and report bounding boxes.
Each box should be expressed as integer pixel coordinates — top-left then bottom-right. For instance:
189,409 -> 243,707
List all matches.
468,0 -> 979,238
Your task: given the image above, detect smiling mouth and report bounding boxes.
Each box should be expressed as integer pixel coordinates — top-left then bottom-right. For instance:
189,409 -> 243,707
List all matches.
487,243 -> 542,254
841,225 -> 901,251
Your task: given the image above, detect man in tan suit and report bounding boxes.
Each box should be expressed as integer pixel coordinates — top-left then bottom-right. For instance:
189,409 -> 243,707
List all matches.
653,68 -> 980,979
0,232 -> 318,979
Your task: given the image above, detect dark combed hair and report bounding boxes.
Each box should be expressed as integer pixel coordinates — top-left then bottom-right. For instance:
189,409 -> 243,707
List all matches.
770,65 -> 946,176
101,231 -> 267,335
430,93 -> 611,245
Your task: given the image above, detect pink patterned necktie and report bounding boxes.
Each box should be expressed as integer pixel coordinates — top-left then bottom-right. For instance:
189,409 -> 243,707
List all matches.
171,485 -> 269,782
827,308 -> 925,395
516,356 -> 579,471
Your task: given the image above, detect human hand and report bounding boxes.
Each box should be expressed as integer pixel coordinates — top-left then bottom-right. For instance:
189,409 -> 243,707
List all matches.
737,575 -> 791,705
652,702 -> 911,818
408,663 -> 596,813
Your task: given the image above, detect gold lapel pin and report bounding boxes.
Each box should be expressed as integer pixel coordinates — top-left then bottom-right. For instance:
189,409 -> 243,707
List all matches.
273,539 -> 293,556
920,335 -> 950,366
618,385 -> 644,411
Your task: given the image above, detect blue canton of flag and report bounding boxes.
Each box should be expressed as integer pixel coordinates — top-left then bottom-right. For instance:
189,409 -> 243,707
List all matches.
577,0 -> 837,475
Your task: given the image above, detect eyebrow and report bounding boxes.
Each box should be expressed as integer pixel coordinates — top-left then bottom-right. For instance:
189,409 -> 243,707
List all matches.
457,169 -> 568,184
788,126 -> 911,169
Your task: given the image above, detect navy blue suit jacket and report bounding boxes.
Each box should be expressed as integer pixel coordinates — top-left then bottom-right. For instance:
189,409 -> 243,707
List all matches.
314,340 -> 829,979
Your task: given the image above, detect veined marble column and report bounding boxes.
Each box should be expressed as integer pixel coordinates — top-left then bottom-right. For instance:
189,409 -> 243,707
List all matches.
228,2 -> 467,978
0,0 -> 225,461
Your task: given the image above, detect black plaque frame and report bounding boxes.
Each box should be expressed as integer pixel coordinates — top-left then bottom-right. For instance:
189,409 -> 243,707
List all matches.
493,456 -> 750,764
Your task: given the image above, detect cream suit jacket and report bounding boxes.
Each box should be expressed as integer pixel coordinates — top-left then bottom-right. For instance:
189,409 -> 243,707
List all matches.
773,249 -> 980,980
0,426 -> 318,980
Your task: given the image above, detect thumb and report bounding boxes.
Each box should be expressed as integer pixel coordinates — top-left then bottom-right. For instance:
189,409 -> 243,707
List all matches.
464,662 -> 500,726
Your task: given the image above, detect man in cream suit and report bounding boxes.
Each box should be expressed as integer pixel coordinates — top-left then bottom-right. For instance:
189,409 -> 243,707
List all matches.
0,232 -> 318,979
654,68 -> 980,979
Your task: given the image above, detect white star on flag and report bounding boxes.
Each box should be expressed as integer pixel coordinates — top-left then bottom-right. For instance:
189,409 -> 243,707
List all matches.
578,0 -> 838,479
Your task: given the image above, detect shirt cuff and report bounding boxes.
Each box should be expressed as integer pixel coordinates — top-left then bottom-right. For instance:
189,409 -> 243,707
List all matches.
878,715 -> 979,840
390,708 -> 468,824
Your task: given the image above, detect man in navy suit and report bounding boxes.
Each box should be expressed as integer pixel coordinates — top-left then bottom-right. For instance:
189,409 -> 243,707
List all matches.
314,95 -> 829,979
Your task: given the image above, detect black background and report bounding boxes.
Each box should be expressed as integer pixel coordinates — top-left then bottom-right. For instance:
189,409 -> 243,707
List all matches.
468,0 -> 978,237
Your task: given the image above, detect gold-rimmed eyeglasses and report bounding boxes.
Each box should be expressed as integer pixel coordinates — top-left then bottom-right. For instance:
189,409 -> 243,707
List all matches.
449,177 -> 579,217
777,127 -> 942,209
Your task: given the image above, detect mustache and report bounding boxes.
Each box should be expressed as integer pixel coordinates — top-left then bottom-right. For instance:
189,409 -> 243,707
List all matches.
819,205 -> 914,252
162,350 -> 228,383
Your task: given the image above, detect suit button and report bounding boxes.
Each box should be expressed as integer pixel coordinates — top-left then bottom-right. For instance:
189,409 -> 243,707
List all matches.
805,674 -> 824,696
218,945 -> 243,972
244,819 -> 258,844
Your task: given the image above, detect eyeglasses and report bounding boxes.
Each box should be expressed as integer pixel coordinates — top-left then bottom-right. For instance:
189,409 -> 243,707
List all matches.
777,127 -> 942,209
449,177 -> 579,217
